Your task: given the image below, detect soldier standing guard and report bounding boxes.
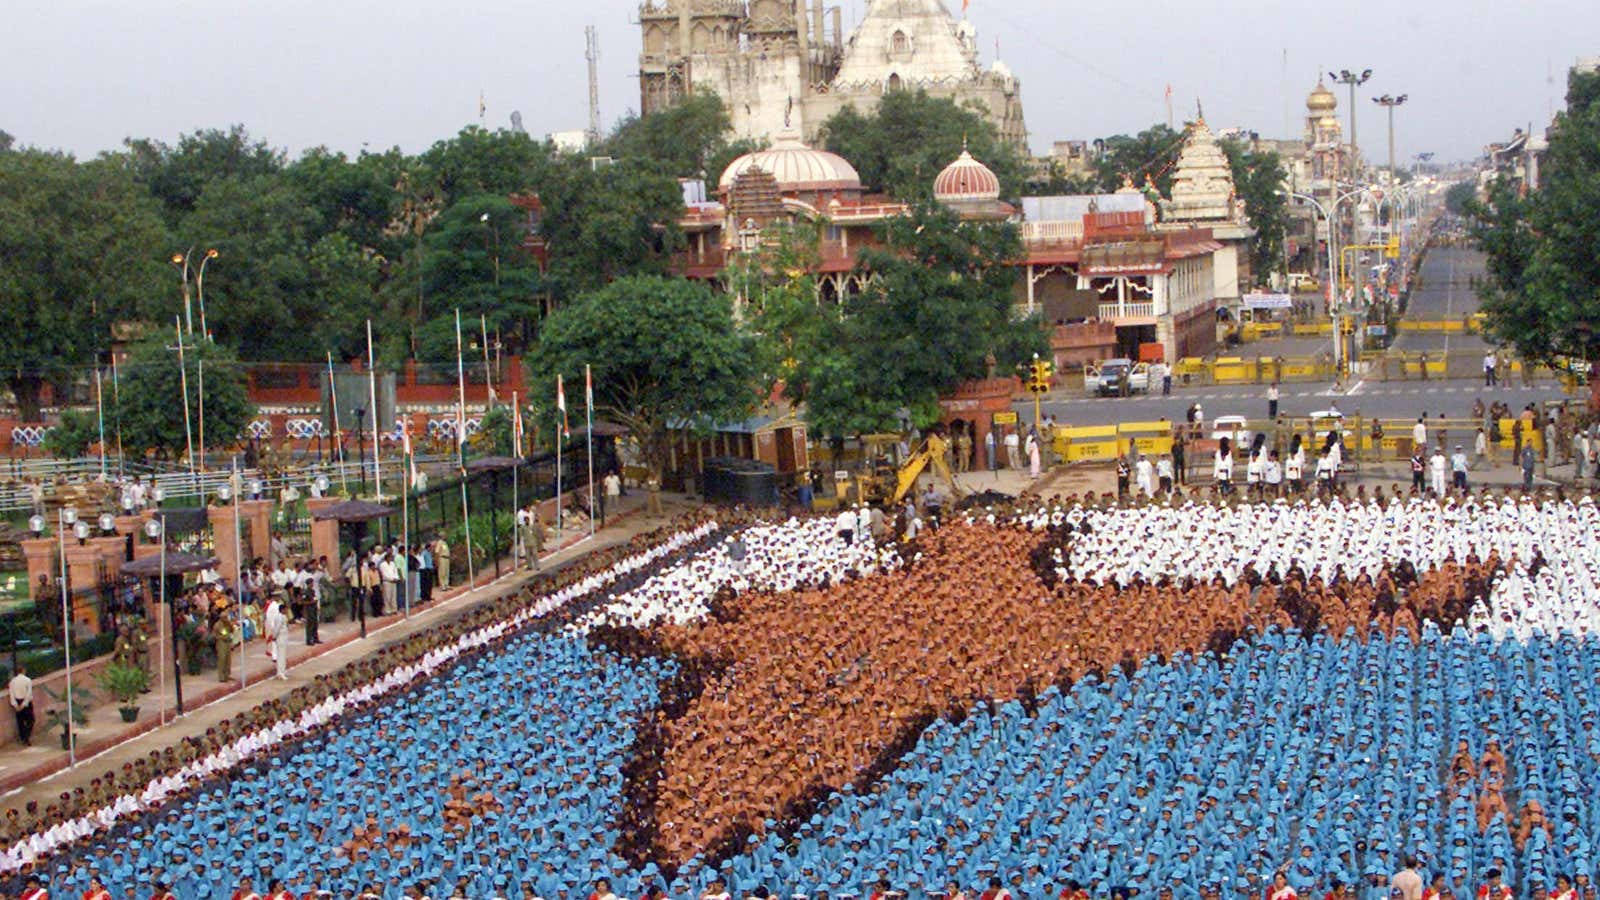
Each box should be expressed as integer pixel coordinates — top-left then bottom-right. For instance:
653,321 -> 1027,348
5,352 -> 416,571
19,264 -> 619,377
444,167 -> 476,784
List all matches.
213,614 -> 236,683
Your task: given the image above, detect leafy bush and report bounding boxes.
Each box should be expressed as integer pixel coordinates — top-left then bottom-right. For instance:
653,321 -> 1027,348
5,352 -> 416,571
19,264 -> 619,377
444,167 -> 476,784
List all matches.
95,661 -> 149,705
446,509 -> 514,570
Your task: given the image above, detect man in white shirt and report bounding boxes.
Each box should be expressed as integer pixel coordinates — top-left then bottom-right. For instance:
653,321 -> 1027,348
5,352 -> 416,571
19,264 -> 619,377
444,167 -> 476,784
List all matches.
378,553 -> 400,615
1451,444 -> 1470,492
9,669 -> 33,745
1429,446 -> 1448,497
834,508 -> 855,546
264,597 -> 289,680
1484,350 -> 1498,386
1412,416 -> 1428,453
1004,428 -> 1021,469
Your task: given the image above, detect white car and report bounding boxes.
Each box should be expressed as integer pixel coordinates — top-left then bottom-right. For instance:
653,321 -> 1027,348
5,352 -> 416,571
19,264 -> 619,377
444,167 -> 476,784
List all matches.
1084,359 -> 1151,396
1210,415 -> 1251,445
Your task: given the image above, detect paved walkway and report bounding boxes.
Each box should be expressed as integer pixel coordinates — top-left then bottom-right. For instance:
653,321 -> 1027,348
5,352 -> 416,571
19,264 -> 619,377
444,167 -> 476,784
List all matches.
0,489 -> 685,811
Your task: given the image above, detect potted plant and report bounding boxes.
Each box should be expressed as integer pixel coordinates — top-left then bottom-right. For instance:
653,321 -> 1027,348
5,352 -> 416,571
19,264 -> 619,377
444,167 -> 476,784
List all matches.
40,684 -> 93,751
95,662 -> 149,722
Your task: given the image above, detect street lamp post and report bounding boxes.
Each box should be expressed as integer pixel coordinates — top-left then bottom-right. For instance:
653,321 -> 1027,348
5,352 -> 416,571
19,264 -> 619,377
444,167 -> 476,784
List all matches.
1369,93 -> 1408,183
56,507 -> 78,764
169,247 -> 219,338
1329,69 -> 1373,183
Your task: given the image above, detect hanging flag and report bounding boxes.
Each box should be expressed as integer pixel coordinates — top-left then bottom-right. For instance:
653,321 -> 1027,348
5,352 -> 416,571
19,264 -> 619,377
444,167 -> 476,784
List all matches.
401,417 -> 417,486
962,0 -> 969,12
584,365 -> 594,410
512,393 -> 525,458
556,374 -> 570,438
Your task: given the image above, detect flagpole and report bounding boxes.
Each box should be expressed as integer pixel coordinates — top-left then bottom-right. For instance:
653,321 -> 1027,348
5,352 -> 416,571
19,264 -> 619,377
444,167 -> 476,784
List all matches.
328,352 -> 347,494
401,419 -> 411,618
556,375 -> 565,542
94,367 -> 106,479
585,365 -> 595,537
365,321 -> 382,502
111,353 -> 124,479
511,390 -> 521,569
455,309 -> 476,588
480,314 -> 495,404
231,460 -> 244,694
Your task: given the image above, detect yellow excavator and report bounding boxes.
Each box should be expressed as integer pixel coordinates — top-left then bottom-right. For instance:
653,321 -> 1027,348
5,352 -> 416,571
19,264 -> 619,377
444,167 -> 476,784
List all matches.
884,432 -> 965,505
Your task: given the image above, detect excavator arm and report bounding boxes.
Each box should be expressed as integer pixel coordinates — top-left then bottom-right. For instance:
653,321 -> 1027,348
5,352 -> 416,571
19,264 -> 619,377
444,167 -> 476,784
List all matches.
891,434 -> 964,505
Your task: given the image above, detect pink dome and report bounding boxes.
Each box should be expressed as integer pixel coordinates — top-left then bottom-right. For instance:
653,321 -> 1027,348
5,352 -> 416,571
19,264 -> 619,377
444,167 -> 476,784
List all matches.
933,149 -> 1001,201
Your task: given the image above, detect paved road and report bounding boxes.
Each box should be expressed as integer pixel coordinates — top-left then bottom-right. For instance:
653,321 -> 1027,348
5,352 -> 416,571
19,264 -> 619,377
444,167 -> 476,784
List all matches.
1015,377 -> 1567,427
1391,246 -> 1490,355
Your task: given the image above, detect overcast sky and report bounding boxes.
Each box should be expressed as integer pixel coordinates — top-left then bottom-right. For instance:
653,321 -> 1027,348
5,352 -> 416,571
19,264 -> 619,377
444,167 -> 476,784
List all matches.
4,0 -> 1594,165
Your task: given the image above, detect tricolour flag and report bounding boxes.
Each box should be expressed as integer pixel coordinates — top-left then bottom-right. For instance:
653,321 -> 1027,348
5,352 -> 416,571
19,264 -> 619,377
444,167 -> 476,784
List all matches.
556,374 -> 570,438
512,395 -> 525,457
401,418 -> 417,485
584,365 -> 594,409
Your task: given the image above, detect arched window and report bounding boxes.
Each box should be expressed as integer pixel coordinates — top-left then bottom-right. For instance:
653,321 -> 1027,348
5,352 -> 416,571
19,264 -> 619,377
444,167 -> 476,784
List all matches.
890,29 -> 910,55
886,73 -> 903,93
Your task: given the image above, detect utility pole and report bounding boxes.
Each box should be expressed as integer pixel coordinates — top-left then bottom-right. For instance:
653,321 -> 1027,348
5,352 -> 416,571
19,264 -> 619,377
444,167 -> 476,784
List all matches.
1373,94 -> 1408,184
585,25 -> 602,148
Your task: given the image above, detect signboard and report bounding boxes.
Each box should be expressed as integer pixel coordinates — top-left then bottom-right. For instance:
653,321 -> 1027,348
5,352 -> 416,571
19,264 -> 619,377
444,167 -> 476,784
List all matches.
1367,324 -> 1388,337
992,411 -> 1018,426
1242,292 -> 1293,310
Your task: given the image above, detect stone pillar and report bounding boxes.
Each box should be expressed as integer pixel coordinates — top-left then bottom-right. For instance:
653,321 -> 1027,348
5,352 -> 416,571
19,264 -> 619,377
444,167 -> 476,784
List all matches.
114,515 -> 146,539
20,537 -> 56,602
64,543 -> 103,634
240,499 -> 273,563
90,535 -> 126,569
306,498 -> 343,582
208,505 -> 240,589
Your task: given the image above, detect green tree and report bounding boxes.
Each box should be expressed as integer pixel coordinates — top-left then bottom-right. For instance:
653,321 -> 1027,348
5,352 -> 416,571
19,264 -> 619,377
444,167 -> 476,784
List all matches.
802,204 -> 1047,436
0,150 -> 169,420
0,130 -> 13,153
419,127 -> 552,206
1089,125 -> 1186,195
115,335 -> 254,462
1221,140 -> 1290,286
44,409 -> 98,458
533,276 -> 757,480
1468,68 -> 1600,401
124,125 -> 284,225
1444,181 -> 1477,217
534,156 -> 686,303
819,90 -> 1028,201
412,194 -> 546,361
604,92 -> 760,182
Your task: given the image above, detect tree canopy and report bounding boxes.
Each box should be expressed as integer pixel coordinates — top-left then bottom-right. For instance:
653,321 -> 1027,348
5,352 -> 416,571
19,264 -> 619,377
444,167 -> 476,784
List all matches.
532,276 -> 758,479
818,90 -> 1028,201
0,149 -> 169,419
749,205 -> 1047,437
114,334 -> 254,462
1220,139 -> 1290,286
1469,67 -> 1600,391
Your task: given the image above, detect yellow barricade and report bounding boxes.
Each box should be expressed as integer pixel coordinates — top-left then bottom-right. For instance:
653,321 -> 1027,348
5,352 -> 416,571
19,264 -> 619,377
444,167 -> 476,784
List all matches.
1281,362 -> 1321,379
1173,357 -> 1207,377
1494,419 -> 1545,451
1292,323 -> 1333,336
1058,425 -> 1119,462
1213,357 -> 1257,384
1116,421 -> 1174,457
1240,322 -> 1284,342
1398,320 -> 1468,333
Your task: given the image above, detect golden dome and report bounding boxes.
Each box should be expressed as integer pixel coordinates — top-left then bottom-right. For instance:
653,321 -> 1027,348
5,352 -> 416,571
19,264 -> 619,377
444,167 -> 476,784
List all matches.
1307,81 -> 1337,114
1317,115 -> 1341,130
